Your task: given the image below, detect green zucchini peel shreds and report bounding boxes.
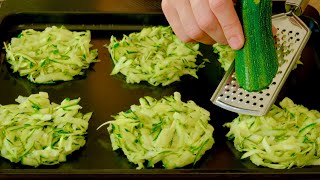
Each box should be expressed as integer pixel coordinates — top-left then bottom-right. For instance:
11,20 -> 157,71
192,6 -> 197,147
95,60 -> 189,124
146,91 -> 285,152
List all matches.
224,97 -> 320,169
3,26 -> 99,84
106,26 -> 205,86
97,92 -> 214,169
0,92 -> 92,167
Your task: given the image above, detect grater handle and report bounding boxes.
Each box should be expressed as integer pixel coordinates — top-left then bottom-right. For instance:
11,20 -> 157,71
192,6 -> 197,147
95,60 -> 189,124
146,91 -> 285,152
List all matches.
285,0 -> 310,16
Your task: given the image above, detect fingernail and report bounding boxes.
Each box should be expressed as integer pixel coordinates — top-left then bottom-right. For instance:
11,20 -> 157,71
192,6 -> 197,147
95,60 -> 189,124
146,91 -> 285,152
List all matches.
228,35 -> 243,50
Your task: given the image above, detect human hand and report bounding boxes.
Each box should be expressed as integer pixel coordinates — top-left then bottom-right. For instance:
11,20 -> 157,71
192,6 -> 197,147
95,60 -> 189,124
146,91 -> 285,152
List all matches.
161,0 -> 245,50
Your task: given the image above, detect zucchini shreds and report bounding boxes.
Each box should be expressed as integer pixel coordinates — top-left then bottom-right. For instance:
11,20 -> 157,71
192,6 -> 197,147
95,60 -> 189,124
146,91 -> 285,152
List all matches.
97,92 -> 214,169
0,92 -> 92,167
225,97 -> 320,169
212,43 -> 235,71
106,26 -> 205,86
3,26 -> 99,84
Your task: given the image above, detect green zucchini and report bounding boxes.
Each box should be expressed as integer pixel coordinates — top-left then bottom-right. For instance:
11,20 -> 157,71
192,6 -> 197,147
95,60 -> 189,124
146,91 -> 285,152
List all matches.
235,0 -> 278,92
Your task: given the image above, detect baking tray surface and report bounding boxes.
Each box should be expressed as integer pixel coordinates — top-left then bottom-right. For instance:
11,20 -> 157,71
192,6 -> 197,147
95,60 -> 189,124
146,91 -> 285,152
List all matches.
0,0 -> 319,179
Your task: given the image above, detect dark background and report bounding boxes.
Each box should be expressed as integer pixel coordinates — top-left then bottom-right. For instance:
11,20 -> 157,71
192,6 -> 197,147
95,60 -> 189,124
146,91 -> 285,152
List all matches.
0,0 -> 319,179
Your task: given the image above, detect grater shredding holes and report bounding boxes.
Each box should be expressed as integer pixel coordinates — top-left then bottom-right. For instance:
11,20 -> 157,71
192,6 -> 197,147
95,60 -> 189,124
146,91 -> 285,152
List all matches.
211,15 -> 310,116
218,74 -> 268,108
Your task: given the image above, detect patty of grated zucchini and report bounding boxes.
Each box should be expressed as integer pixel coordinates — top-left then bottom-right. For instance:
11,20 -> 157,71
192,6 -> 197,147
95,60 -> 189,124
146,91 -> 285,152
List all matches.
3,26 -> 99,84
0,92 -> 92,167
97,92 -> 214,169
106,26 -> 208,86
225,97 -> 320,169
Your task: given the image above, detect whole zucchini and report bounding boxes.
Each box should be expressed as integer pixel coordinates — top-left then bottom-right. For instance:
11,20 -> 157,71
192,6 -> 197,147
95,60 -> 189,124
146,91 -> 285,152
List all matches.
235,0 -> 278,92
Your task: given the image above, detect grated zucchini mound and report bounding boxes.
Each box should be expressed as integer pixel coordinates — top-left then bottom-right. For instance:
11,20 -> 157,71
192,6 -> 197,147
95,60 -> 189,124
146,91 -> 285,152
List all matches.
106,26 -> 206,86
212,43 -> 235,71
97,92 -> 214,169
3,26 -> 99,84
225,97 -> 320,169
0,92 -> 92,167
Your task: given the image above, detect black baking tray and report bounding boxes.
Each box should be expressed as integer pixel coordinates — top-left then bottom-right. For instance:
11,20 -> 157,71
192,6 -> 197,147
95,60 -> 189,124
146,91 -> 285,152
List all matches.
0,0 -> 319,179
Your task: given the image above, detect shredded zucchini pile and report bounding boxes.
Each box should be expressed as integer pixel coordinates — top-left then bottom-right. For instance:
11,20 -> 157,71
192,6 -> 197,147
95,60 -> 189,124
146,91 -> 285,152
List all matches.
224,97 -> 320,169
4,26 -> 99,84
97,92 -> 214,169
107,26 -> 206,86
212,43 -> 235,71
0,92 -> 92,167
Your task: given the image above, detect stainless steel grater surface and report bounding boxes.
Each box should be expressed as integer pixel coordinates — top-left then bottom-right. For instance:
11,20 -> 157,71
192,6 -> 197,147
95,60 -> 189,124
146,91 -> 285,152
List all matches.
210,1 -> 311,116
